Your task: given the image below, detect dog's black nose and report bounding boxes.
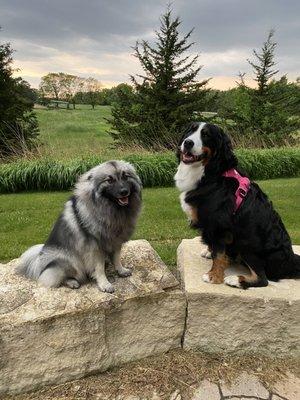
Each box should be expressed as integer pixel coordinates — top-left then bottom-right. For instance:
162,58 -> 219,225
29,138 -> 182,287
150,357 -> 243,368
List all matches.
184,139 -> 194,151
119,188 -> 129,197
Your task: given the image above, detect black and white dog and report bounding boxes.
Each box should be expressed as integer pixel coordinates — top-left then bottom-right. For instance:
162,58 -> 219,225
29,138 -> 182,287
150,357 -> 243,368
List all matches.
175,122 -> 300,289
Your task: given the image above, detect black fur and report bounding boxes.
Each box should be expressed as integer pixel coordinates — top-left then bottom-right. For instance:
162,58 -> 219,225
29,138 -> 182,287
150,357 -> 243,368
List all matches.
179,122 -> 300,288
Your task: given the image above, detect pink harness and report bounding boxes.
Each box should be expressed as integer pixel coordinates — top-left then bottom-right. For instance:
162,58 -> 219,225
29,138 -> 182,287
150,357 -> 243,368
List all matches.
222,169 -> 250,213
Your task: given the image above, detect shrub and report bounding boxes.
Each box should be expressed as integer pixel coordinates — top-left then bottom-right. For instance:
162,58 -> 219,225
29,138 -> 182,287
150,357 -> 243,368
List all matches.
0,148 -> 299,194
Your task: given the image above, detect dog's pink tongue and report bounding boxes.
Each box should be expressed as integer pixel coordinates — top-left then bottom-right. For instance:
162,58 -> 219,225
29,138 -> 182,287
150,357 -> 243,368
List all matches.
183,153 -> 194,162
118,196 -> 129,205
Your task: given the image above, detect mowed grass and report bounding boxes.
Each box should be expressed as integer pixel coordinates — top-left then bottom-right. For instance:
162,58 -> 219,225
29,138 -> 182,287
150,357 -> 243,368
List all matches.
35,104 -> 151,160
36,104 -> 113,159
1,178 -> 299,268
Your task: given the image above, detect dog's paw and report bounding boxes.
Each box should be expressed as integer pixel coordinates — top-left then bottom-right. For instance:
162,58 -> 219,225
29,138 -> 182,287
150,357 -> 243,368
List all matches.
202,271 -> 224,284
201,248 -> 212,259
202,273 -> 211,283
65,278 -> 80,289
117,266 -> 132,277
224,275 -> 242,288
98,281 -> 115,293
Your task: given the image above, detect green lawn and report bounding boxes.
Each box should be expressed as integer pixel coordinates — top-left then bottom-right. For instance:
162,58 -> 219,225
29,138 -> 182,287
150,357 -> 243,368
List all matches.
1,177 -> 299,268
35,104 -> 151,160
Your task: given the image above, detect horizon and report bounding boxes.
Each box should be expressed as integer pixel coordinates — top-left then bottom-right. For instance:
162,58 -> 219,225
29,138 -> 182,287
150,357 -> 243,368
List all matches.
1,0 -> 299,91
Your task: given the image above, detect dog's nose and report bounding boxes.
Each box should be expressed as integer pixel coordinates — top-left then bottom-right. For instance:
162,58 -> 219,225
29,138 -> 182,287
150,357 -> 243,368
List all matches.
184,139 -> 194,151
119,188 -> 129,197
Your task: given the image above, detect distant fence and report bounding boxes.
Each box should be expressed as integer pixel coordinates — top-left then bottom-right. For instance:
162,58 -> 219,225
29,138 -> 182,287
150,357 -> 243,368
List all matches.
47,100 -> 70,109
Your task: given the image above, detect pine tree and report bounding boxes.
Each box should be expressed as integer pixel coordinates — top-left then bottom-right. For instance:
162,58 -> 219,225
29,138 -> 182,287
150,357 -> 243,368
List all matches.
0,32 -> 39,158
247,30 -> 279,95
109,7 -> 210,149
220,30 -> 299,145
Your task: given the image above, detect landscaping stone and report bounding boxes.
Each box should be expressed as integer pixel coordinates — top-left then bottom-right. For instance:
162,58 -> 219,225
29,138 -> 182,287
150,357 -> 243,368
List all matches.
192,379 -> 220,399
177,237 -> 300,359
221,372 -> 269,398
0,240 -> 186,396
272,372 -> 300,400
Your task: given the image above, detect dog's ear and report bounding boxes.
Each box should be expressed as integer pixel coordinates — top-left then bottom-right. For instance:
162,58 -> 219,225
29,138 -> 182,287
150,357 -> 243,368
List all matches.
205,126 -> 237,175
133,173 -> 143,189
219,129 -> 237,169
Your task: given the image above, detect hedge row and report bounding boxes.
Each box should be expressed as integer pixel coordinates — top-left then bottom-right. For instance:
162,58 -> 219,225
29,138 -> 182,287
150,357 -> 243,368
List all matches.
0,148 -> 299,193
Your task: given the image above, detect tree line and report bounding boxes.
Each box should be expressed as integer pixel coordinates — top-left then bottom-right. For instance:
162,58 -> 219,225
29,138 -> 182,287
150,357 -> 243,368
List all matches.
1,8 -> 299,159
37,74 -> 134,110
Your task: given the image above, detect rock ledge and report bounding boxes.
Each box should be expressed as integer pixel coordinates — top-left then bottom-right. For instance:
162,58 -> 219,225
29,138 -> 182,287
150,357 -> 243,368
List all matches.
0,240 -> 186,395
178,237 -> 300,359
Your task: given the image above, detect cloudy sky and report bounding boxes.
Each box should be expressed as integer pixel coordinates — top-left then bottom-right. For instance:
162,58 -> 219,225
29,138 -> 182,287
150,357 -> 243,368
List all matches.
1,0 -> 299,90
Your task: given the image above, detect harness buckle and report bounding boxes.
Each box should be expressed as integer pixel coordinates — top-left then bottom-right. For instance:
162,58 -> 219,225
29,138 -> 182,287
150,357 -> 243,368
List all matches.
239,188 -> 247,197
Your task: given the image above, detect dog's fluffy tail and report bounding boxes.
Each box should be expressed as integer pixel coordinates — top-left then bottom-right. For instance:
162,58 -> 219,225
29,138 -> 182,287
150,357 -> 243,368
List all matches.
15,244 -> 44,279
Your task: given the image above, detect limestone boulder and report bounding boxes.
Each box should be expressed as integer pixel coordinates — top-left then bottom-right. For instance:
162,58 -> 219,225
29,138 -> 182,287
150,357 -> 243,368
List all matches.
177,237 -> 300,359
0,240 -> 186,395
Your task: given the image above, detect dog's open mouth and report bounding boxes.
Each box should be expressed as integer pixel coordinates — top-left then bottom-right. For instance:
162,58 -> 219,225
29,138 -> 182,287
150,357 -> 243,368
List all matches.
181,152 -> 204,164
117,196 -> 129,206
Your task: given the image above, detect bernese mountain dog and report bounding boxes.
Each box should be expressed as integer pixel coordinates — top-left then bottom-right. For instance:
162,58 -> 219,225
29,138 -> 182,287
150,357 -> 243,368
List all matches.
175,122 -> 300,289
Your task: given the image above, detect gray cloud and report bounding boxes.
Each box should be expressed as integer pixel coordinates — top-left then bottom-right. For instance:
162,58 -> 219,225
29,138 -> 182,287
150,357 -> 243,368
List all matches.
1,0 -> 299,88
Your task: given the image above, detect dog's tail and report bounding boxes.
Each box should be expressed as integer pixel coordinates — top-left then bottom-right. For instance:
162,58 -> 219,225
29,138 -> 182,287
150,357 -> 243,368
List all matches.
15,244 -> 44,279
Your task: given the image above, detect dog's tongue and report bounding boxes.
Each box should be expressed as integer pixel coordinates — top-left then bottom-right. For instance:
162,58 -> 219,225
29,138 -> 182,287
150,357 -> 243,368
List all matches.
118,196 -> 129,206
183,153 -> 195,162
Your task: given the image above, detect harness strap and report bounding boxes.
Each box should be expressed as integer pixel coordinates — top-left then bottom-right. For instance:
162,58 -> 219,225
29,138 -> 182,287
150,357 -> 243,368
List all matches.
222,169 -> 250,213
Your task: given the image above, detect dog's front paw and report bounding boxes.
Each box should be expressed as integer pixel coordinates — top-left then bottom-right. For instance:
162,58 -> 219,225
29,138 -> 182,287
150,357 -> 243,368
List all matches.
98,281 -> 115,293
202,271 -> 224,284
201,248 -> 212,259
117,266 -> 132,277
202,272 -> 211,283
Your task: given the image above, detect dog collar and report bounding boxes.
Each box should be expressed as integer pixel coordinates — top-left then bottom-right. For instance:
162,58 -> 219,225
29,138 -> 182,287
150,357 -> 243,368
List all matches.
222,168 -> 250,213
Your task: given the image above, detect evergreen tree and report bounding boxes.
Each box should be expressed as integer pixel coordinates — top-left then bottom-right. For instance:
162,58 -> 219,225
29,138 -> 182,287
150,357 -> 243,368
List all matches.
247,30 -> 278,95
109,8 -> 210,149
219,30 -> 299,146
0,33 -> 39,158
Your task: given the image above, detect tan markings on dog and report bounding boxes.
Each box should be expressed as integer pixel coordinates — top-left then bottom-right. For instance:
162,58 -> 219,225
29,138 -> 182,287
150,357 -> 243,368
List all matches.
201,146 -> 212,166
238,266 -> 258,283
207,252 -> 230,284
190,205 -> 199,224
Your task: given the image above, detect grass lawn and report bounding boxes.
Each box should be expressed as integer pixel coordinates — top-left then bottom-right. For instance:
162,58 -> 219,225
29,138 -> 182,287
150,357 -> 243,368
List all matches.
1,177 -> 299,268
35,104 -> 151,160
36,104 -> 112,159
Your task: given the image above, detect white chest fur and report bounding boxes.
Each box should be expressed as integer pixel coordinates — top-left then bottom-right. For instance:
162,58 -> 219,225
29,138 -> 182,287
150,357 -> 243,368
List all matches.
174,162 -> 204,220
174,161 -> 204,193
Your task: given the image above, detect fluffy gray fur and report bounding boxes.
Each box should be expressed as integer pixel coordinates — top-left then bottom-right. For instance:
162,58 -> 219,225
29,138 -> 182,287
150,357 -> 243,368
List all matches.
16,160 -> 142,292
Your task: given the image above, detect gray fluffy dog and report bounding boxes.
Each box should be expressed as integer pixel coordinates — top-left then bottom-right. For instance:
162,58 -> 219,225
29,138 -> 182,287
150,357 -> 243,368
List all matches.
16,160 -> 142,293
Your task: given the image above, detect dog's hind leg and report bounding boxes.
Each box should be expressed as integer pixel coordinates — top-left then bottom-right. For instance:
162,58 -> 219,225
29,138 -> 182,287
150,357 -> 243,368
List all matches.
38,260 -> 79,289
65,278 -> 81,289
38,262 -> 66,288
224,253 -> 268,289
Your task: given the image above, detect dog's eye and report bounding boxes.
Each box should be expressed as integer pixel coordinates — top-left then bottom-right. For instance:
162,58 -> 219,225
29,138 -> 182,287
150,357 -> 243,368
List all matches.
107,176 -> 114,184
123,173 -> 130,180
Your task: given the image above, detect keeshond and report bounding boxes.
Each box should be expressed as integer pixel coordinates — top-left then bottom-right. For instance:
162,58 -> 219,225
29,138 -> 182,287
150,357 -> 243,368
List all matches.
16,160 -> 142,293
